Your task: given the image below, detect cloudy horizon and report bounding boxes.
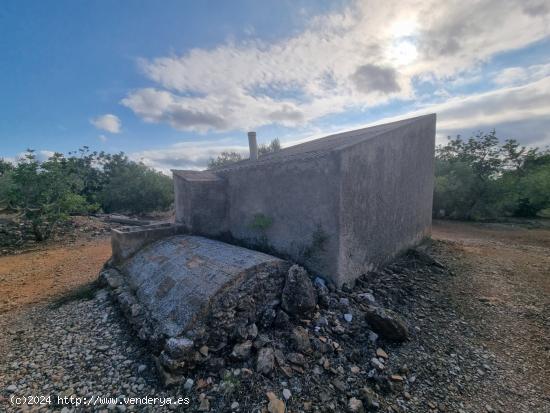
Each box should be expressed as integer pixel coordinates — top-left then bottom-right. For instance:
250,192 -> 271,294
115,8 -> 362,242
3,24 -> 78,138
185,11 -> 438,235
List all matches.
2,0 -> 550,172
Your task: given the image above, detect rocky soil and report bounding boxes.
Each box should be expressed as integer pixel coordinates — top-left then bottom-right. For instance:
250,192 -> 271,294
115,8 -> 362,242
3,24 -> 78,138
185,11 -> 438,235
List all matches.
0,220 -> 549,412
0,215 -> 113,256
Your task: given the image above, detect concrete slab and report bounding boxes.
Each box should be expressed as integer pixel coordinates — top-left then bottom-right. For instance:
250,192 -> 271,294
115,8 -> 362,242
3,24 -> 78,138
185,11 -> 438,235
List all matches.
120,235 -> 287,337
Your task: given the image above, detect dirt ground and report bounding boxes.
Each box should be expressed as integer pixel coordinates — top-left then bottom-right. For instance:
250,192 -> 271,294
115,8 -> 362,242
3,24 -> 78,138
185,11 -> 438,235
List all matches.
431,220 -> 550,405
0,236 -> 111,314
0,219 -> 548,411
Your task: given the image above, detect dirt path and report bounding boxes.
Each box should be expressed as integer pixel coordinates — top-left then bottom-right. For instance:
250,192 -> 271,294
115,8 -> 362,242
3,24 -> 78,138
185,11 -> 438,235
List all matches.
0,237 -> 111,314
432,220 -> 550,410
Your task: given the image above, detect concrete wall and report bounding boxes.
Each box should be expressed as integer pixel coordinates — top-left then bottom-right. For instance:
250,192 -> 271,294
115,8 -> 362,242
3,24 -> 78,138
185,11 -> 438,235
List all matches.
174,172 -> 228,237
111,223 -> 184,264
173,115 -> 436,286
219,154 -> 341,277
337,114 -> 436,285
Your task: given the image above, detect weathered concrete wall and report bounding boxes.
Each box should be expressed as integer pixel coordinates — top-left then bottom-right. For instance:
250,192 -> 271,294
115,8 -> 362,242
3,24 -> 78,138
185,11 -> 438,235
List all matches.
337,114 -> 436,285
220,154 -> 341,277
172,115 -> 436,286
174,171 -> 228,236
111,223 -> 184,264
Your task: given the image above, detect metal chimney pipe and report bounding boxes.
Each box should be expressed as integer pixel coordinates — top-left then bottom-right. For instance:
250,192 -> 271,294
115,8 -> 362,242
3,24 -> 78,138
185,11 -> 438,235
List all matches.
248,131 -> 258,160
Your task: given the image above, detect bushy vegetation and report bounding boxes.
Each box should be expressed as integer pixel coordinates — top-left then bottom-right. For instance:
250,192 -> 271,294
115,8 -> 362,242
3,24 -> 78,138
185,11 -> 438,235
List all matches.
207,151 -> 244,169
434,131 -> 550,220
0,148 -> 173,241
207,138 -> 281,168
258,138 -> 281,156
97,153 -> 173,214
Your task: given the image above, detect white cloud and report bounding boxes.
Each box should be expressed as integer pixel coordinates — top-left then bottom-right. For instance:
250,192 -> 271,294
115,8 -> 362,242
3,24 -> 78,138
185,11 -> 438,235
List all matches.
131,139 -> 249,174
121,0 -> 550,133
15,150 -> 56,162
90,114 -> 121,133
270,72 -> 550,153
98,135 -> 108,143
493,62 -> 550,86
136,71 -> 550,173
493,67 -> 527,86
121,88 -> 229,132
433,77 -> 550,133
320,75 -> 550,147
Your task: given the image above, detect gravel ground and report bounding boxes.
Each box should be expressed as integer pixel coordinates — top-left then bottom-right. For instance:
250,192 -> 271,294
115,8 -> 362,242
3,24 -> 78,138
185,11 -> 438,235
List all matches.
0,291 -> 193,412
0,221 -> 549,413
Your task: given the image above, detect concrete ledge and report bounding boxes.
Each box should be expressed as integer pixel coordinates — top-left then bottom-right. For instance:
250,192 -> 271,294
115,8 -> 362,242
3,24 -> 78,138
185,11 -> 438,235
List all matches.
111,223 -> 185,264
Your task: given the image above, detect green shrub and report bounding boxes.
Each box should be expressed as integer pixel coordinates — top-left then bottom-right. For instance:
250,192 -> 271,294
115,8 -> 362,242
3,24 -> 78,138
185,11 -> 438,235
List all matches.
7,151 -> 94,240
98,154 -> 173,214
434,132 -> 550,220
4,149 -> 173,241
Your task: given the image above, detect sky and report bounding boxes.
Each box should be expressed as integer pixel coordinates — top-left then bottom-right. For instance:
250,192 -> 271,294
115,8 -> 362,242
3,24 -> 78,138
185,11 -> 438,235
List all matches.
1,0 -> 550,172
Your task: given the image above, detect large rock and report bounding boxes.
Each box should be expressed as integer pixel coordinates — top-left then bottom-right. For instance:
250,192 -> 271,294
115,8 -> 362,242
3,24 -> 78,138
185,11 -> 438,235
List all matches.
165,337 -> 194,359
291,326 -> 312,353
231,341 -> 253,360
256,347 -> 275,375
281,265 -> 317,315
365,306 -> 409,341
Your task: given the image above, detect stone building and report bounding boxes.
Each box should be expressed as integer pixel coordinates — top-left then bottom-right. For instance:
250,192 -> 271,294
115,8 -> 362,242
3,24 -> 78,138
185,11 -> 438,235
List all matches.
172,114 -> 436,286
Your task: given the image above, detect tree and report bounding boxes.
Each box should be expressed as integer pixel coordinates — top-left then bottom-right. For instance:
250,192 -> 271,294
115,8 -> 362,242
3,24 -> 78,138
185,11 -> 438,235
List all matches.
435,132 -> 504,220
0,158 -> 14,210
498,151 -> 550,217
258,138 -> 281,156
434,131 -> 550,220
207,138 -> 282,169
207,151 -> 243,169
0,158 -> 13,177
99,153 -> 173,214
8,151 -> 91,240
3,149 -> 175,241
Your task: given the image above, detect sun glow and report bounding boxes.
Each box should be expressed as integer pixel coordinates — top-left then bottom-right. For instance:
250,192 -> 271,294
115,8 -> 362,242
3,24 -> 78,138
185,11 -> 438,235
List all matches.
389,40 -> 418,65
387,19 -> 419,66
390,19 -> 418,38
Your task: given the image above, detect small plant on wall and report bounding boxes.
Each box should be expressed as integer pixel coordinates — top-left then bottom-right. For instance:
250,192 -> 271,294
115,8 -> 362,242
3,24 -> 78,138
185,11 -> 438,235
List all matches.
292,223 -> 329,266
249,213 -> 273,231
249,213 -> 273,252
303,224 -> 328,260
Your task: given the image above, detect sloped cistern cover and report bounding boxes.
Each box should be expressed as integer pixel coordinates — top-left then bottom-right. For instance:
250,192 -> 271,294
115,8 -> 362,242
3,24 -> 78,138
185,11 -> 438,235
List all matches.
120,235 -> 286,337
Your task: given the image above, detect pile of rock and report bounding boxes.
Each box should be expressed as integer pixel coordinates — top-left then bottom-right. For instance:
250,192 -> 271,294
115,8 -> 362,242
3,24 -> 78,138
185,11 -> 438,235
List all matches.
101,251 -> 411,395
0,218 -> 36,252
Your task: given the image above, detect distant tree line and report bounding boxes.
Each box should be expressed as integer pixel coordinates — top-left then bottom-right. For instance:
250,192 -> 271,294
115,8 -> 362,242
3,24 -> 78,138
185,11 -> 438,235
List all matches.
0,148 -> 173,241
434,131 -> 550,220
207,138 -> 281,168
